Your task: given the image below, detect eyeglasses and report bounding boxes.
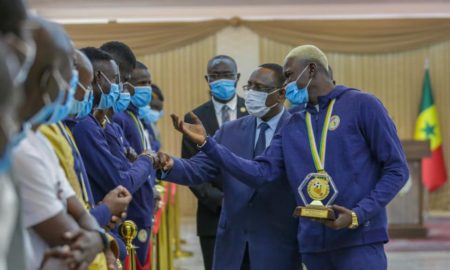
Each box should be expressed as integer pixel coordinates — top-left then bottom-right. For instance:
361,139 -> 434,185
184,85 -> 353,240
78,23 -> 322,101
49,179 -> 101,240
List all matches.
242,84 -> 280,92
206,73 -> 237,82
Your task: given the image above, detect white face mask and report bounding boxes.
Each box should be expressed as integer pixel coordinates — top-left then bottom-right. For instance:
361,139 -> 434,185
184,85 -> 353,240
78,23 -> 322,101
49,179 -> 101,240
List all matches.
244,88 -> 280,118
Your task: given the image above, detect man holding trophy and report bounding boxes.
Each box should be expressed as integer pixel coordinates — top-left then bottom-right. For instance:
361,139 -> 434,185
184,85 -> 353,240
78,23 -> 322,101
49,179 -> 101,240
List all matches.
165,45 -> 409,270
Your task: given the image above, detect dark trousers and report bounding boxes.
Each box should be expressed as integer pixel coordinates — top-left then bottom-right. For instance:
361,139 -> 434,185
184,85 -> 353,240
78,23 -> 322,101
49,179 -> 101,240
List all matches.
240,244 -> 251,270
199,236 -> 216,270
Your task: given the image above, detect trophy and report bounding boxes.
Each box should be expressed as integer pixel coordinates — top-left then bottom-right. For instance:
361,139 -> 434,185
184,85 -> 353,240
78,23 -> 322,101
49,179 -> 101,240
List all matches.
293,171 -> 338,220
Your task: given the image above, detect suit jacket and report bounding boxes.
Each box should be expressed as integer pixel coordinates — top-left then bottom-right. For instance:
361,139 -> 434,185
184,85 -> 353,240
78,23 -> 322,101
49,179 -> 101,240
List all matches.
166,109 -> 300,270
181,96 -> 248,236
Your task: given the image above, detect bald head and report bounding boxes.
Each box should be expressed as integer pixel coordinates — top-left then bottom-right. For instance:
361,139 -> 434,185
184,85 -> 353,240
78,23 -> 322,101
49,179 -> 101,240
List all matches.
19,17 -> 75,123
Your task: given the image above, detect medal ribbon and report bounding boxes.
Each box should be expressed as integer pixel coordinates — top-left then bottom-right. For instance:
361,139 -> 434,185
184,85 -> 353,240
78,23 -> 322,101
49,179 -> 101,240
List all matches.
306,99 -> 336,172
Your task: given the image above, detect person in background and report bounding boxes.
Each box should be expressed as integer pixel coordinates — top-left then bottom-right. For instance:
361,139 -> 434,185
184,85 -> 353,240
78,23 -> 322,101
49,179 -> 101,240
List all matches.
182,55 -> 248,270
73,46 -> 156,268
103,43 -> 156,267
170,45 -> 409,270
156,64 -> 300,270
11,18 -> 107,270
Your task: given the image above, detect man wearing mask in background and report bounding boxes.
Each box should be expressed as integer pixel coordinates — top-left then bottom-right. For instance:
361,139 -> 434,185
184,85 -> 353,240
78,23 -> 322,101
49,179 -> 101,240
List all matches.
40,49 -> 133,266
156,64 -> 299,270
170,45 -> 408,270
103,43 -> 156,268
181,55 -> 247,270
11,18 -> 108,270
73,47 -> 157,268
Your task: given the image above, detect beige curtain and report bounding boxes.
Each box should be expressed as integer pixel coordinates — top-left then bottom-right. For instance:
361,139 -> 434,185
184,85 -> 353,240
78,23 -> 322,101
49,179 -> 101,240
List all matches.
63,20 -> 227,55
63,18 -> 450,55
138,36 -> 216,216
247,19 -> 450,53
260,37 -> 450,211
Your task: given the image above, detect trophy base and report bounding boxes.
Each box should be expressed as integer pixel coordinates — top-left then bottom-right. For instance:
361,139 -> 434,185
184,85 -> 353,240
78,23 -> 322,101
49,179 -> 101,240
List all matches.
293,205 -> 335,220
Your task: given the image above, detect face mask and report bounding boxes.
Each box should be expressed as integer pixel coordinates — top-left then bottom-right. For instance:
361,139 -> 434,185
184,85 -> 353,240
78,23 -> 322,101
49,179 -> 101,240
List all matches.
97,72 -> 120,110
245,89 -> 280,118
113,92 -> 131,113
4,31 -> 36,87
139,106 -> 163,124
48,70 -> 79,123
209,79 -> 236,101
70,82 -> 93,118
285,66 -> 311,105
28,69 -> 77,126
130,85 -> 152,107
0,117 -> 29,174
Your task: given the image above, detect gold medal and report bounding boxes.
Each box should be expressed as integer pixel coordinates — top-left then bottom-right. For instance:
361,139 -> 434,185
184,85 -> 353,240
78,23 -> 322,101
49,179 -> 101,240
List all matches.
307,176 -> 330,201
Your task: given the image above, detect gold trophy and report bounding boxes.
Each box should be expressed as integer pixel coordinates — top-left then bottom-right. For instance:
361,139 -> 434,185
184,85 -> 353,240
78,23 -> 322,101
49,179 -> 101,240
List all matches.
293,171 -> 338,220
120,220 -> 138,270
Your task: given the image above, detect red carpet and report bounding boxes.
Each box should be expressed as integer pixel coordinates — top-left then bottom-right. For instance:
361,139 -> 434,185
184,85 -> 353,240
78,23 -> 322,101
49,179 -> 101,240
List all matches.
386,217 -> 450,252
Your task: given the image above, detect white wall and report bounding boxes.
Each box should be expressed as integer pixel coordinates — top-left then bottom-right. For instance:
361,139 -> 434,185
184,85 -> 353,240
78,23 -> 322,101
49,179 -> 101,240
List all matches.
215,26 -> 259,96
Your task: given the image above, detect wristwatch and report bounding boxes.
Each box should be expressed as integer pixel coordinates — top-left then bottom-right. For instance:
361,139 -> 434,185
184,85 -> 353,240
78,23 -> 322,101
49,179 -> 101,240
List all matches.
196,137 -> 208,148
348,211 -> 359,229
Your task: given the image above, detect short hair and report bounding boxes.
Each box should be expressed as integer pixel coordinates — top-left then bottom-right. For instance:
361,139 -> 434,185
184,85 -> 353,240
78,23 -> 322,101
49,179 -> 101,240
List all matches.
0,0 -> 27,35
80,47 -> 113,64
207,55 -> 237,72
259,63 -> 285,88
135,61 -> 148,70
285,45 -> 329,72
151,84 -> 164,102
100,41 -> 136,69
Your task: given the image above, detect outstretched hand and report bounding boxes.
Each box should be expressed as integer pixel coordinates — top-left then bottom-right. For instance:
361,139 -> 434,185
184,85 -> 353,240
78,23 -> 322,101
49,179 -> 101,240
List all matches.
170,112 -> 207,146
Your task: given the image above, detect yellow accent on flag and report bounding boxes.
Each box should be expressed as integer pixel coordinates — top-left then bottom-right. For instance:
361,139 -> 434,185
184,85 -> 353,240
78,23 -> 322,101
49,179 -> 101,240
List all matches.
414,105 -> 442,151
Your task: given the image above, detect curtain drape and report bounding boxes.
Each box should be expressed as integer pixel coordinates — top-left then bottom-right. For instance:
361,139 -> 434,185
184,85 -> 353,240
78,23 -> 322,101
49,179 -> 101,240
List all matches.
260,37 -> 450,210
64,18 -> 450,55
63,20 -> 227,55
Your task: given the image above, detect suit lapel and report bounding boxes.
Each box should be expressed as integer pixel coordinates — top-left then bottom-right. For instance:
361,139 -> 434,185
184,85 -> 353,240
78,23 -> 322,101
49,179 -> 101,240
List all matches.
237,96 -> 248,118
202,100 -> 220,136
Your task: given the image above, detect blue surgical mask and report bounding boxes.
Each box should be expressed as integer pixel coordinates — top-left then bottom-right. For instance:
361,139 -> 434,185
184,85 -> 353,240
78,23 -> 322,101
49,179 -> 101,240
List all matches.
28,69 -> 78,126
209,79 -> 236,101
285,66 -> 311,106
97,72 -> 120,110
113,92 -> 131,113
48,70 -> 78,123
0,119 -> 30,174
139,106 -> 162,124
245,89 -> 280,118
70,82 -> 93,118
130,85 -> 152,108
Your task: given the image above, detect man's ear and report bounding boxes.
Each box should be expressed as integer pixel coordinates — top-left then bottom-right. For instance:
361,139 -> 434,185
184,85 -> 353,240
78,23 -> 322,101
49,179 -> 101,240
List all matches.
278,88 -> 286,102
236,73 -> 241,82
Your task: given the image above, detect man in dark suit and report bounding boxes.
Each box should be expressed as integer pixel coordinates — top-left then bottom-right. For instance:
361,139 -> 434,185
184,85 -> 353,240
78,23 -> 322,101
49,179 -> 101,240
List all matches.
181,55 -> 247,270
160,63 -> 300,270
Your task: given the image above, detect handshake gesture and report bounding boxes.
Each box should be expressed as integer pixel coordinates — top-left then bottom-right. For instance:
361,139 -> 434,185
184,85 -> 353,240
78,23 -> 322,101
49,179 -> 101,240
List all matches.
153,112 -> 208,171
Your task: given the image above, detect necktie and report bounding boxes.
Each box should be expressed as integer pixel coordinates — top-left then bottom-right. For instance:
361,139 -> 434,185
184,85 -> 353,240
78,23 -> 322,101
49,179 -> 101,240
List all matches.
221,105 -> 230,124
254,122 -> 269,157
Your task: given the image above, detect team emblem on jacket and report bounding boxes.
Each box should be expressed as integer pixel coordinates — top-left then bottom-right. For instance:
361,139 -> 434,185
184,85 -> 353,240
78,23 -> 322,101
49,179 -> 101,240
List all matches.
138,229 -> 148,242
329,115 -> 340,131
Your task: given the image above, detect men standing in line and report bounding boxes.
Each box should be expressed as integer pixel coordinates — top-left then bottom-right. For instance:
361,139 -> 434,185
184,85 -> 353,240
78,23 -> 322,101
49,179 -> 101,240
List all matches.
169,45 -> 409,270
182,55 -> 247,270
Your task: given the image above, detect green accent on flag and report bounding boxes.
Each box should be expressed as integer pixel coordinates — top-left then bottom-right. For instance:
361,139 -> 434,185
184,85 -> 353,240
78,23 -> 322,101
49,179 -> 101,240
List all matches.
418,69 -> 434,112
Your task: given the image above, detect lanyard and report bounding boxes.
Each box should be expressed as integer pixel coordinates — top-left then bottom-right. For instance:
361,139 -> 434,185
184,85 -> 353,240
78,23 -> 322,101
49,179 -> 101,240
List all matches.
305,99 -> 336,172
57,122 -> 91,209
128,111 -> 149,150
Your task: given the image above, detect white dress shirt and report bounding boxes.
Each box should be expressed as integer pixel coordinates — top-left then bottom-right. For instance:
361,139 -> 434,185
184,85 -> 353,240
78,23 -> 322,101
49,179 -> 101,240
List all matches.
212,95 -> 237,127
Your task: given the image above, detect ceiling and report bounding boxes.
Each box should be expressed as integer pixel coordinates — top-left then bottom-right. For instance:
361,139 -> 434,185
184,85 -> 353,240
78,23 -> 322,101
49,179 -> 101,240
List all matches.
27,0 -> 450,23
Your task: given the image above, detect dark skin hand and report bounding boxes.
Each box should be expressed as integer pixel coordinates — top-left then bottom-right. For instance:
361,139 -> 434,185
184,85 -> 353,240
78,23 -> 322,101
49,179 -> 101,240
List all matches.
62,230 -> 103,270
125,147 -> 138,162
155,152 -> 173,171
40,245 -> 72,270
101,185 -> 132,230
170,112 -> 207,146
314,205 -> 353,230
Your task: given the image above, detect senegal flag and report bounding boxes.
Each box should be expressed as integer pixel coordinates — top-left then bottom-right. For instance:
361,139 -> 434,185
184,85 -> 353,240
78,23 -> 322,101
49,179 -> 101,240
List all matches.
414,67 -> 447,191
